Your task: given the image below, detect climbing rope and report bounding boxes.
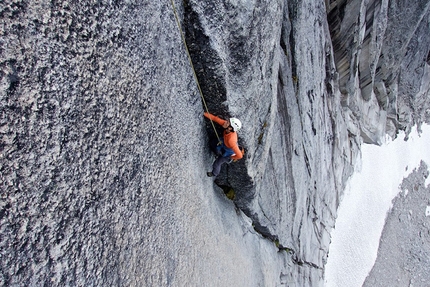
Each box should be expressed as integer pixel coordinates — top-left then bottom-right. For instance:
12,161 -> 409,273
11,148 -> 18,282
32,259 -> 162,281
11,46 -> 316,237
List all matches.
169,0 -> 221,143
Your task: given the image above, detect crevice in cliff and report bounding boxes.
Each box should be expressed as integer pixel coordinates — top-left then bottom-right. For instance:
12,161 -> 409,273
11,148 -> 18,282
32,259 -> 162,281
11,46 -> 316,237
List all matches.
181,2 -> 261,244
326,0 -> 350,94
215,169 -> 297,257
292,257 -> 324,270
286,8 -> 298,86
218,176 -> 323,270
260,229 -> 323,270
181,2 -> 323,271
181,2 -> 251,205
182,0 -> 227,118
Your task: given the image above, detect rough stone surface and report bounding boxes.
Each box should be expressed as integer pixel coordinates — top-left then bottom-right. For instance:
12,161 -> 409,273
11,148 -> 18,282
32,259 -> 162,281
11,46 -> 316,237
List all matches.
182,0 -> 361,284
363,161 -> 430,287
327,0 -> 430,143
1,1 -> 287,286
1,0 -> 429,286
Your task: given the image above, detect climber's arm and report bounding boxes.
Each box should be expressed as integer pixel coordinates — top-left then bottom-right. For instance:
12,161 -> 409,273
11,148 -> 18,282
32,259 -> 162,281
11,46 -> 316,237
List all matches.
203,112 -> 228,127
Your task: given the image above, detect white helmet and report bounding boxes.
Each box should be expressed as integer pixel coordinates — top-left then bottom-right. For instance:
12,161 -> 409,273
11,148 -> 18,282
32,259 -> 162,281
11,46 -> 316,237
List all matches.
230,117 -> 242,131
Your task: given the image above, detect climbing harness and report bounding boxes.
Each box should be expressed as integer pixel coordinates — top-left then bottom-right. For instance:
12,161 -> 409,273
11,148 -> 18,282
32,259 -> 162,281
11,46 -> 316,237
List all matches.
169,0 -> 221,143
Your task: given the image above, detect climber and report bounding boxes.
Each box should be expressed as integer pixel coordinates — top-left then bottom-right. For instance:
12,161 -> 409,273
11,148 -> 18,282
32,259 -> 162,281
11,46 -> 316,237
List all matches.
204,112 -> 244,177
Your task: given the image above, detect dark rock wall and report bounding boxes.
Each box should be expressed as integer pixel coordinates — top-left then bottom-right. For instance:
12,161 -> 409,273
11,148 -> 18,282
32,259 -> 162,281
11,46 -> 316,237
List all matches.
396,12 -> 430,136
327,0 -> 430,143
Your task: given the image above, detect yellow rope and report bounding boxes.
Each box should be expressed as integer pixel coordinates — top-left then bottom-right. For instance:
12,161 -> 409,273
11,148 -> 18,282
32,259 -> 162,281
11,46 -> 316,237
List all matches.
169,0 -> 221,142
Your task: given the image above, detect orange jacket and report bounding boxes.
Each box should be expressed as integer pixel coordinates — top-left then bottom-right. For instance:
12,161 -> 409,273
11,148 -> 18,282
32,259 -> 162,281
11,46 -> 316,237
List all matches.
204,112 -> 243,160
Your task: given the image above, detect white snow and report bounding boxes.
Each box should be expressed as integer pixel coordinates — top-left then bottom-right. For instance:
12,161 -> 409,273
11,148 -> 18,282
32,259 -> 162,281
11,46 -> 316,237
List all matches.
324,124 -> 430,287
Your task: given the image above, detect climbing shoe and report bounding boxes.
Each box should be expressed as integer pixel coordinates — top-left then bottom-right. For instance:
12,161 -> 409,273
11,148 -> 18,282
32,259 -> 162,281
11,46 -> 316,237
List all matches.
207,172 -> 214,177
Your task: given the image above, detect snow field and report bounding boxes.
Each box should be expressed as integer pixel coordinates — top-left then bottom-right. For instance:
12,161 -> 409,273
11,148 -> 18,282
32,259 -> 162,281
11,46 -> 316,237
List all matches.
324,124 -> 430,287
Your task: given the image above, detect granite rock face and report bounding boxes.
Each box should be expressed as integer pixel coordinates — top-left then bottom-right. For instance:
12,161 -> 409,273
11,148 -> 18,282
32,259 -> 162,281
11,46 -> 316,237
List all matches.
327,0 -> 430,143
184,0 -> 358,284
1,1 -> 220,285
1,0 -> 429,286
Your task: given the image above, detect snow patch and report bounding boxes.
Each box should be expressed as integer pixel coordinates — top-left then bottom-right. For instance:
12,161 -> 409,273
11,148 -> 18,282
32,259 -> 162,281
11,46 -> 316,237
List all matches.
325,124 -> 430,287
